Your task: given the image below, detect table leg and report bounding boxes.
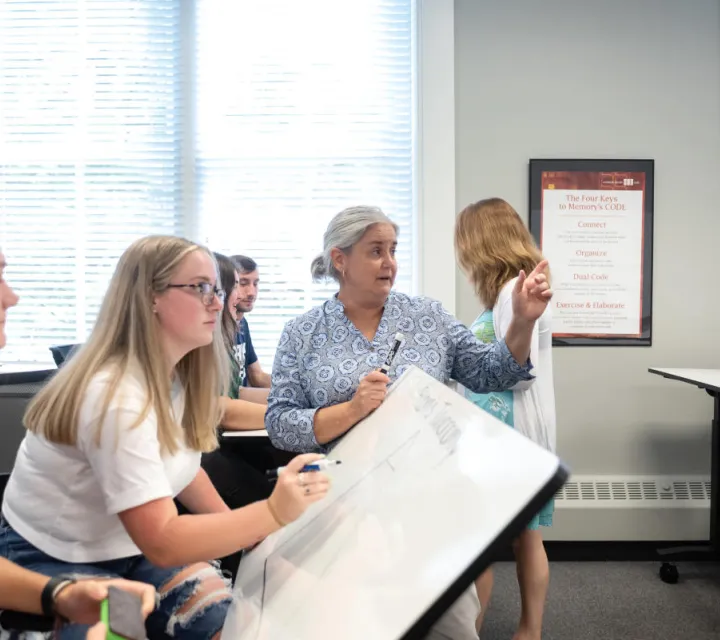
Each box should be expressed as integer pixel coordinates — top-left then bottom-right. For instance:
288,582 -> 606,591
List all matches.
657,385 -> 720,582
709,390 -> 719,553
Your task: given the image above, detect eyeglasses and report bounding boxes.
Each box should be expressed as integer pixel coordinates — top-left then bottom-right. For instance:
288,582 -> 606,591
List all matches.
166,283 -> 225,306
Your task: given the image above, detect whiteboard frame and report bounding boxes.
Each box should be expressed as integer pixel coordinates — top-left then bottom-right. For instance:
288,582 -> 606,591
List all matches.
404,460 -> 568,638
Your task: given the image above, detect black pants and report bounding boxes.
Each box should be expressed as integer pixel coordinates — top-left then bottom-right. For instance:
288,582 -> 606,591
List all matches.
200,436 -> 294,579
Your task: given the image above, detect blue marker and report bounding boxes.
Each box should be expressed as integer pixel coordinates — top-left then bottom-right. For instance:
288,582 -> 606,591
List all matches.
265,459 -> 342,481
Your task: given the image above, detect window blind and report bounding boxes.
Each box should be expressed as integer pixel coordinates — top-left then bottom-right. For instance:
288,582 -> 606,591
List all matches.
194,0 -> 416,368
0,0 -> 183,366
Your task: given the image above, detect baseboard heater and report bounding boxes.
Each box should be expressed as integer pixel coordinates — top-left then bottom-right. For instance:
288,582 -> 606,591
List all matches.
545,474 -> 712,542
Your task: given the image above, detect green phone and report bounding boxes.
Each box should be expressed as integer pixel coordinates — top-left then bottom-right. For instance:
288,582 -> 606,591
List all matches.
100,586 -> 146,640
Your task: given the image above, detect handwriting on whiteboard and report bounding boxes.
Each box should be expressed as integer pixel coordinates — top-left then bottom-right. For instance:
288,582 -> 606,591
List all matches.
412,385 -> 462,453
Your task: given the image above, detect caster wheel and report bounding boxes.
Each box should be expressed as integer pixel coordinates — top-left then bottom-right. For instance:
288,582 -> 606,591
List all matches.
659,562 -> 679,584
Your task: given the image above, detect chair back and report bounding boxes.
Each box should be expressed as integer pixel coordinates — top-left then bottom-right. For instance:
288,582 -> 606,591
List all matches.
0,472 -> 8,504
49,344 -> 81,367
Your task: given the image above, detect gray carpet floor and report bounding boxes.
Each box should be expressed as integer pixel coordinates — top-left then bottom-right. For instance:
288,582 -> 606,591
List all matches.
480,561 -> 720,640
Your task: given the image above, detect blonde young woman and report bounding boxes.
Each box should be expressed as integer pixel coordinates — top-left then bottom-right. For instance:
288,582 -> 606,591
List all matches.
455,198 -> 556,640
0,236 -> 330,640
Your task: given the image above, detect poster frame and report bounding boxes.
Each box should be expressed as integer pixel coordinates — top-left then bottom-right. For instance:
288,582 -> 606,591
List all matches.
528,158 -> 654,347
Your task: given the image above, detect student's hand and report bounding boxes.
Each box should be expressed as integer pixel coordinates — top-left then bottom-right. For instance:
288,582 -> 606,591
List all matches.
266,453 -> 331,526
54,579 -> 156,625
86,622 -> 106,640
511,259 -> 552,324
349,370 -> 390,421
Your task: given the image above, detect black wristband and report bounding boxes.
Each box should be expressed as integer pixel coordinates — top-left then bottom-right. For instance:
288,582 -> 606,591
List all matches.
41,574 -> 77,618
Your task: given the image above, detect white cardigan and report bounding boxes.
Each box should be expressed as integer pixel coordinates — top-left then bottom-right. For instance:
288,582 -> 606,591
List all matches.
462,278 -> 557,454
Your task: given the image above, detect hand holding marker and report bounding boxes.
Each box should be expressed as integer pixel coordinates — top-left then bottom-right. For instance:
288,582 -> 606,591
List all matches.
266,334 -> 405,483
346,332 -> 405,422
264,453 -> 332,525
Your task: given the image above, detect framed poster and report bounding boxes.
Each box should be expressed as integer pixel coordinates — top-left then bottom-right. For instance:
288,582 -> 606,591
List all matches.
528,159 -> 654,346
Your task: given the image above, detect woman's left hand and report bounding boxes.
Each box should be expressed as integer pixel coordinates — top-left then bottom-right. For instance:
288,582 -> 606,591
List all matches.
54,579 -> 156,625
512,259 -> 552,323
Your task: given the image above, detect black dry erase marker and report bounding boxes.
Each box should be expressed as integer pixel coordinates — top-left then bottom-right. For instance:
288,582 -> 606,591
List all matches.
379,332 -> 404,375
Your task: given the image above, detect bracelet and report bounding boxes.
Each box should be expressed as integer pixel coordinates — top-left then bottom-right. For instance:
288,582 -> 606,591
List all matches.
266,498 -> 287,527
41,574 -> 77,618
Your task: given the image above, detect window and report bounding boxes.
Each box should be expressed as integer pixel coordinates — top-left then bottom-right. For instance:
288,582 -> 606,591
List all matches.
0,0 -> 183,366
195,0 -> 416,366
0,0 -> 417,368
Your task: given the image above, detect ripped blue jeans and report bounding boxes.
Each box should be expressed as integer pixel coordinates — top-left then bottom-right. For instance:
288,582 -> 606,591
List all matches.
0,517 -> 232,640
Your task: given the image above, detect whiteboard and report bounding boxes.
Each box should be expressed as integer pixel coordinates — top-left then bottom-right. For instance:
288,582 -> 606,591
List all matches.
222,366 -> 567,640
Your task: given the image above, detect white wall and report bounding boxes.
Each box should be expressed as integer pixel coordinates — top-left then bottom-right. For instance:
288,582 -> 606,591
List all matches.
454,0 -> 720,476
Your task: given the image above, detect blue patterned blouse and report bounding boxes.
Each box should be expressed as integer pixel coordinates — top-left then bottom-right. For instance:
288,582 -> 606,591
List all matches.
265,291 -> 534,452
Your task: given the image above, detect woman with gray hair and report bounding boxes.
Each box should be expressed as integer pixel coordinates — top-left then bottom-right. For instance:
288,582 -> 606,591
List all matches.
267,204 -> 551,452
265,204 -> 552,639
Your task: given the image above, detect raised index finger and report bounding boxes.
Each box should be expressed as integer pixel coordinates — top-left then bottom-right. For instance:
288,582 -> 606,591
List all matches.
529,259 -> 549,279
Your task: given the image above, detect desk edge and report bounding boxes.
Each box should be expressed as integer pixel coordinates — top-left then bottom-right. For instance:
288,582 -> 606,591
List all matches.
648,368 -> 720,394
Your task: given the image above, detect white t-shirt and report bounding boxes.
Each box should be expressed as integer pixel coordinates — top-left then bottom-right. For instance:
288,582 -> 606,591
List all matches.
2,367 -> 201,563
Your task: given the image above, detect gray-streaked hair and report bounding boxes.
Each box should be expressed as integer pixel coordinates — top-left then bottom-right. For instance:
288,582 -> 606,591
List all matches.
311,206 -> 399,282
